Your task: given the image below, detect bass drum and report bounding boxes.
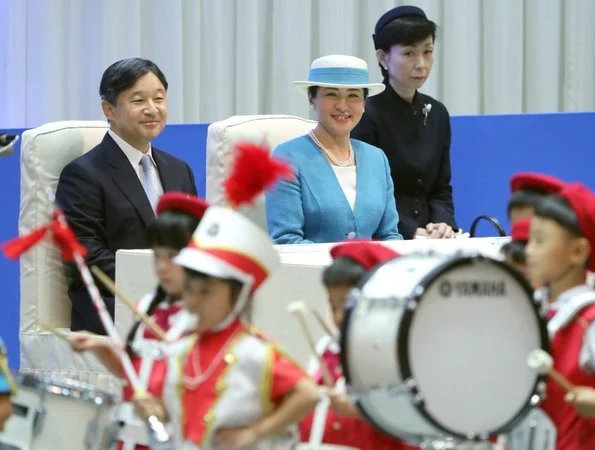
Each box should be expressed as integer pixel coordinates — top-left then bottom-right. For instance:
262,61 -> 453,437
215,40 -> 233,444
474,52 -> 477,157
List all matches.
340,253 -> 549,444
0,373 -> 117,450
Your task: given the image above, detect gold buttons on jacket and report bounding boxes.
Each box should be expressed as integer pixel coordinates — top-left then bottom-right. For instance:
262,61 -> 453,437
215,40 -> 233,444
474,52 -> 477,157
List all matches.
224,353 -> 237,365
215,379 -> 227,395
203,412 -> 214,424
332,421 -> 342,431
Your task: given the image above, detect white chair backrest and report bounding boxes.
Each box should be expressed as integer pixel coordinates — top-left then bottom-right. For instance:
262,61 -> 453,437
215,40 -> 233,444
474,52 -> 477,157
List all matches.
19,121 -> 108,333
205,115 -> 316,230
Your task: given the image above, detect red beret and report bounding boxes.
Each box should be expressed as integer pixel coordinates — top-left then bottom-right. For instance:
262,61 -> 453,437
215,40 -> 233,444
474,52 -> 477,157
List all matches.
559,183 -> 595,272
511,218 -> 531,242
330,241 -> 400,270
156,192 -> 209,220
510,172 -> 565,194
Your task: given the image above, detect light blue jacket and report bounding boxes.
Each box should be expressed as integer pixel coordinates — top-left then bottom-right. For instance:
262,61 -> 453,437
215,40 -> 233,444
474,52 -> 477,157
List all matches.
266,135 -> 403,244
0,338 -> 12,394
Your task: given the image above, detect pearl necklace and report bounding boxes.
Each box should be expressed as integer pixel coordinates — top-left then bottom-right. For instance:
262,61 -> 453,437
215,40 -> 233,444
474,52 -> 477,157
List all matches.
182,329 -> 240,389
309,131 -> 354,167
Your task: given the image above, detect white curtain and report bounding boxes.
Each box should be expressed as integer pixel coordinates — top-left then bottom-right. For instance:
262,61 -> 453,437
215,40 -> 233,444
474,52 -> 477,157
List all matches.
1,0 -> 594,128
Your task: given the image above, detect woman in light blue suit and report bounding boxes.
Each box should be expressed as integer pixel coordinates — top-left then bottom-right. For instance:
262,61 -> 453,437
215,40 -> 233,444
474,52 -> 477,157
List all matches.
266,55 -> 403,244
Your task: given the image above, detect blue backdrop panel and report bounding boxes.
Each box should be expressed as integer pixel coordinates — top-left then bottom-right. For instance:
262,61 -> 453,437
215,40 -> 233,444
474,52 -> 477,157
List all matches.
1,112 -> 594,367
0,132 -> 24,369
450,112 -> 595,236
151,123 -> 209,197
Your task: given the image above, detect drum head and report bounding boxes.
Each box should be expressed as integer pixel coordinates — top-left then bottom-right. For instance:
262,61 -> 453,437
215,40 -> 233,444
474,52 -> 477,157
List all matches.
398,256 -> 548,439
340,254 -> 453,442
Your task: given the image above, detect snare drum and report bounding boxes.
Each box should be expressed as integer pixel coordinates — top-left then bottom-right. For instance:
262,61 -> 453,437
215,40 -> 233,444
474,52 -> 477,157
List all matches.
0,373 -> 118,450
341,254 -> 549,444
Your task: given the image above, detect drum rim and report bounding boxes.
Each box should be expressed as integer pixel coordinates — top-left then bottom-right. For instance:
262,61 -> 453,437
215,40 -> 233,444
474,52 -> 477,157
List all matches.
396,254 -> 550,440
339,254 -> 402,437
14,372 -> 116,406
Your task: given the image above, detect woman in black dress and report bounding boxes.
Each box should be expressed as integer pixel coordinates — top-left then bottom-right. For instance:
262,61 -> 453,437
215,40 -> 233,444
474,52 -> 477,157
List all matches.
352,5 -> 458,240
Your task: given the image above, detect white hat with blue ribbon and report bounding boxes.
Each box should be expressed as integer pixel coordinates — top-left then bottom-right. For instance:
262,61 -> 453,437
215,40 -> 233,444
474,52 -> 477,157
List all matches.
293,54 -> 385,96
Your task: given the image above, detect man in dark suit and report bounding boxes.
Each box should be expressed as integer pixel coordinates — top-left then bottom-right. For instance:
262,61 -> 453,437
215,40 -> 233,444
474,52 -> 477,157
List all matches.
56,58 -> 197,333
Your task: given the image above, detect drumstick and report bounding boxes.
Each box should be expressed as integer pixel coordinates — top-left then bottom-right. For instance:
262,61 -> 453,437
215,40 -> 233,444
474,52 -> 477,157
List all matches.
527,349 -> 576,392
288,301 -> 334,389
90,265 -> 168,341
38,321 -> 72,346
309,308 -> 339,340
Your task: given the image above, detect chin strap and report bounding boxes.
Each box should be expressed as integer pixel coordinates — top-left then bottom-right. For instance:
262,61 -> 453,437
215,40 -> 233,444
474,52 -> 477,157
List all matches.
209,278 -> 253,332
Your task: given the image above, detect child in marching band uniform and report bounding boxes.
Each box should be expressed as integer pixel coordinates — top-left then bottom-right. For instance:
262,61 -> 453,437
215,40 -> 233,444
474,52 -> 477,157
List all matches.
70,191 -> 208,450
299,241 -> 415,450
133,206 -> 320,450
499,215 -> 560,450
501,218 -> 531,281
525,182 -> 595,450
508,173 -> 565,226
507,173 -> 566,291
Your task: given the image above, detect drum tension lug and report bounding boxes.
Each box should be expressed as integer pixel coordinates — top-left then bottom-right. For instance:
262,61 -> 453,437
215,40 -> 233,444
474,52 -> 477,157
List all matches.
477,431 -> 490,441
406,295 -> 419,310
345,289 -> 361,309
405,377 -> 417,389
386,382 -> 412,397
32,406 -> 46,437
84,406 -> 102,449
536,381 -> 547,395
105,420 -> 124,450
32,391 -> 47,438
403,377 -> 425,404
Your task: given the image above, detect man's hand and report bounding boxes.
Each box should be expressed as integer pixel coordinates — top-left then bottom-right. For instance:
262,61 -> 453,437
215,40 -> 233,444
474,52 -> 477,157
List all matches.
69,331 -> 113,353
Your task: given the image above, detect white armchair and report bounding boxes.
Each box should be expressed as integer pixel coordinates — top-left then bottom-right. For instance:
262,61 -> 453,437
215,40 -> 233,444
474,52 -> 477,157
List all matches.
18,120 -> 121,393
205,114 -> 316,230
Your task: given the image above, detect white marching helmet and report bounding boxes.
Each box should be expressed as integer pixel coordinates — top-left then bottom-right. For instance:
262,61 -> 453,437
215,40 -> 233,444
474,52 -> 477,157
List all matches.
174,206 -> 279,326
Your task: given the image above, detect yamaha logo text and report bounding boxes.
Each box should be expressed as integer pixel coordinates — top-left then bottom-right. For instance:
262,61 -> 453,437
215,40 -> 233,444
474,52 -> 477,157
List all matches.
439,280 -> 506,297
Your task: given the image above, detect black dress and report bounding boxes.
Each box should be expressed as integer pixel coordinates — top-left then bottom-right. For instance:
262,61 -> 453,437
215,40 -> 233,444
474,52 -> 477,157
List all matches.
352,81 -> 457,239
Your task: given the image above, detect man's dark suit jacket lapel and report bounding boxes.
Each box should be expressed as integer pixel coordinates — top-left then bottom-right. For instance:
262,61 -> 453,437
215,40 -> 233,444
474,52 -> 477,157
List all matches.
101,134 -> 155,226
153,149 -> 176,192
